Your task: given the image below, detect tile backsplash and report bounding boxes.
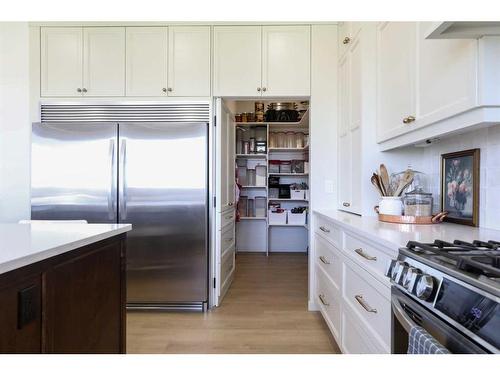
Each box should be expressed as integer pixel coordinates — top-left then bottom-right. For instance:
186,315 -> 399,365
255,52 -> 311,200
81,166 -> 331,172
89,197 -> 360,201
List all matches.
420,124 -> 500,230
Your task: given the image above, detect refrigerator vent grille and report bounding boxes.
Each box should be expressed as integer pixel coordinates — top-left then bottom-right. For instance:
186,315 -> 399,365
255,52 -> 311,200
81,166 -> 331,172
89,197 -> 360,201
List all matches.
40,102 -> 210,123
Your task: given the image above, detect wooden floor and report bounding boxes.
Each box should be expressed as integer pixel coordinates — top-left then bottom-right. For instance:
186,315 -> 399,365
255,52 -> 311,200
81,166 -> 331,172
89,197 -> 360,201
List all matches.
127,253 -> 340,354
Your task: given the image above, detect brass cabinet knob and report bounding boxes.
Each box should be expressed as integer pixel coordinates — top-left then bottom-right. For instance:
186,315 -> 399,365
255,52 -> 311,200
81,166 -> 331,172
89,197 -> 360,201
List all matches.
77,88 -> 82,93
343,36 -> 351,44
82,88 -> 87,93
403,115 -> 416,124
167,87 -> 173,92
257,87 -> 261,92
343,202 -> 350,207
162,88 -> 167,93
262,87 -> 267,92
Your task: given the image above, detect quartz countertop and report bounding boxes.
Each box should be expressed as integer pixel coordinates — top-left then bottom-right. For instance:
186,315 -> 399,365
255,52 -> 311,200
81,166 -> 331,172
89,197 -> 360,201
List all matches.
313,209 -> 500,253
0,223 -> 132,275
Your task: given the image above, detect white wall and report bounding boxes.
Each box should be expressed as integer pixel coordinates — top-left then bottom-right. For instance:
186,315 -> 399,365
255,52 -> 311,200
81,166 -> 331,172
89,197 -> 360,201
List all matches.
0,22 -> 31,223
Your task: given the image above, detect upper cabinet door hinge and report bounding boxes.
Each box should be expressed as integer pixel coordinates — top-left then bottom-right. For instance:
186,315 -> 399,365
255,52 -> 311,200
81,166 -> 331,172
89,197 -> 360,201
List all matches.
213,196 -> 216,208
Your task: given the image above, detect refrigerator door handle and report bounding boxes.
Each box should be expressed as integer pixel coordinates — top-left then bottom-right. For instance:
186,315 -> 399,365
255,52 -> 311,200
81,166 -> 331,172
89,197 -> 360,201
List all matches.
108,139 -> 117,220
119,139 -> 127,221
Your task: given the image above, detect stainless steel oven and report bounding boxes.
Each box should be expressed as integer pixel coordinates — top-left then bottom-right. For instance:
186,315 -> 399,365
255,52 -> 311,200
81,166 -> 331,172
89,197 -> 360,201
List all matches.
391,287 -> 488,354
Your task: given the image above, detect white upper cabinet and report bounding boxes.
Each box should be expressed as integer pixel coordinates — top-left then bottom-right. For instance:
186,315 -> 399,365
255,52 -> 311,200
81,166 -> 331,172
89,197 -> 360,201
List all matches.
376,22 -> 416,142
214,25 -> 311,97
416,22 -> 477,126
126,27 -> 168,96
213,26 -> 262,97
168,26 -> 211,97
41,28 -> 83,97
261,26 -> 311,97
83,27 -> 125,96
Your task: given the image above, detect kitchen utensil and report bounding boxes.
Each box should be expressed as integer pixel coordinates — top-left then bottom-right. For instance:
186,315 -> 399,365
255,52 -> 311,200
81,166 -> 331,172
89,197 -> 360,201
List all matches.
371,174 -> 385,196
379,164 -> 391,196
394,169 -> 414,197
390,166 -> 427,196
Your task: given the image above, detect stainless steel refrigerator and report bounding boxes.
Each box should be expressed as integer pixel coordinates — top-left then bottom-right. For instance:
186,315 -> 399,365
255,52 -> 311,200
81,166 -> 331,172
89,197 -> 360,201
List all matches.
31,121 -> 209,310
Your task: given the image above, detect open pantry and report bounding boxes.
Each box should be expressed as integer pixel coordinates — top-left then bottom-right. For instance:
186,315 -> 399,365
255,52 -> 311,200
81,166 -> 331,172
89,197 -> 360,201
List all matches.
223,99 -> 310,255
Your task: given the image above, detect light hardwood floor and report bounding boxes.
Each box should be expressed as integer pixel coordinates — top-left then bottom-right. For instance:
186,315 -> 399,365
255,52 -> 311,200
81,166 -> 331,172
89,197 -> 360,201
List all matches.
127,253 -> 340,354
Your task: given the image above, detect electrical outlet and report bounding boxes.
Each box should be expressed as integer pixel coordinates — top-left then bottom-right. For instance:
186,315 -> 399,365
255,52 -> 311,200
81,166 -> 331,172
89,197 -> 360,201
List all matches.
325,180 -> 335,194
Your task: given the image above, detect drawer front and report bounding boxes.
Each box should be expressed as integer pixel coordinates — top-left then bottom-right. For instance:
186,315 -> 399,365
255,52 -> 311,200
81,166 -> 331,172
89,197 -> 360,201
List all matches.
344,232 -> 392,278
221,208 -> 235,230
343,260 -> 391,348
315,234 -> 342,291
316,266 -> 341,341
341,306 -> 386,354
314,215 -> 342,248
221,222 -> 235,255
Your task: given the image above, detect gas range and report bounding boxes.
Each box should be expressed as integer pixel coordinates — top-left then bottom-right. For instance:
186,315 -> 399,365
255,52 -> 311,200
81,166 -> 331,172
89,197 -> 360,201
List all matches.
387,239 -> 500,353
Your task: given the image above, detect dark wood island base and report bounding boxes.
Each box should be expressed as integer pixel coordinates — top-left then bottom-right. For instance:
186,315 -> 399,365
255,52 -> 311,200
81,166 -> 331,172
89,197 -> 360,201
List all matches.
0,234 -> 127,354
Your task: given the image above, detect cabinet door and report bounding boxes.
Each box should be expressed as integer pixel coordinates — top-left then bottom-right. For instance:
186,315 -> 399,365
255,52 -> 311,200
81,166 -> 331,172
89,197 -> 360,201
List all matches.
83,27 -> 125,96
41,27 -> 83,97
126,27 -> 168,96
168,26 -> 211,97
338,53 -> 350,138
338,131 -> 351,211
213,26 -> 262,97
43,241 -> 123,353
349,37 -> 362,214
416,22 -> 477,126
262,26 -> 311,96
376,22 -> 416,142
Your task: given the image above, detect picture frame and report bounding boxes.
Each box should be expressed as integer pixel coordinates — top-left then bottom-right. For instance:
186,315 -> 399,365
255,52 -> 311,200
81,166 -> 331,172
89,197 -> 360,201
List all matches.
440,149 -> 480,227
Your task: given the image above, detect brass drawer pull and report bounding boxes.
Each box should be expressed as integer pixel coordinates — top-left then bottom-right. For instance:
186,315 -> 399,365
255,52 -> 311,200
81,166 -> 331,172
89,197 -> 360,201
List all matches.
319,256 -> 330,265
343,36 -> 351,44
319,294 -> 330,306
354,248 -> 377,261
319,226 -> 330,233
355,295 -> 377,313
225,215 -> 234,220
403,115 -> 416,124
343,202 -> 350,207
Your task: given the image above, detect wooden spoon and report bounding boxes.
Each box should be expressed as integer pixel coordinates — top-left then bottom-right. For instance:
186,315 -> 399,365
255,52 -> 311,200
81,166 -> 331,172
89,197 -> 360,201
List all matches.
394,169 -> 414,196
371,174 -> 385,196
379,164 -> 391,196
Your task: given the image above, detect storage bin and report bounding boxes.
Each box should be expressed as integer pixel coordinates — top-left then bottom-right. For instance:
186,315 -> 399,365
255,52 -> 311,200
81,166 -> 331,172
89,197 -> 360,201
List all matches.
305,190 -> 310,200
291,160 -> 304,174
255,165 -> 267,186
290,189 -> 305,200
269,160 -> 280,174
247,198 -> 255,217
268,209 -> 287,225
280,161 -> 291,174
288,211 -> 307,226
239,196 -> 248,217
255,196 -> 267,217
269,187 -> 279,199
238,167 -> 248,186
247,169 -> 256,186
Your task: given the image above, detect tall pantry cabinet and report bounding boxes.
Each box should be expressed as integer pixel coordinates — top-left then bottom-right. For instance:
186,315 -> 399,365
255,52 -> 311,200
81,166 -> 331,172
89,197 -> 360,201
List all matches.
337,23 -> 362,215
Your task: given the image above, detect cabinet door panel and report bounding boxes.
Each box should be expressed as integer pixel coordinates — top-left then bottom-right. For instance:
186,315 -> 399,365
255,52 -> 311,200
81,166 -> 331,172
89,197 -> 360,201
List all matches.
338,132 -> 351,210
126,27 -> 168,96
43,242 -> 122,353
417,22 -> 477,125
83,27 -> 125,96
262,26 -> 311,96
376,22 -> 416,142
213,26 -> 262,96
41,27 -> 83,97
338,53 -> 350,138
168,26 -> 210,97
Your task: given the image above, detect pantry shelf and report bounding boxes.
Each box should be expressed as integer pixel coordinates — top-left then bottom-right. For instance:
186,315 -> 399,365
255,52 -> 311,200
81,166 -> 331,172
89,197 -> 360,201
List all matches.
268,173 -> 309,177
268,147 -> 308,153
268,198 -> 309,202
240,185 -> 267,189
236,154 -> 267,159
239,217 -> 267,221
268,224 -> 308,228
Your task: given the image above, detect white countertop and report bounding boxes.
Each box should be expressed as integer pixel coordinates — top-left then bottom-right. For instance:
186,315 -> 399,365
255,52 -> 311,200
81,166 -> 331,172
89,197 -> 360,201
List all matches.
314,209 -> 500,253
0,223 -> 132,275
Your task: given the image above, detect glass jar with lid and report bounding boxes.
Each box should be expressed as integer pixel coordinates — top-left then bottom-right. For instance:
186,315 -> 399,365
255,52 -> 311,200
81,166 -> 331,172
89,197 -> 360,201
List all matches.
403,190 -> 433,217
390,166 -> 429,196
295,132 -> 305,148
276,131 -> 286,148
285,131 -> 295,148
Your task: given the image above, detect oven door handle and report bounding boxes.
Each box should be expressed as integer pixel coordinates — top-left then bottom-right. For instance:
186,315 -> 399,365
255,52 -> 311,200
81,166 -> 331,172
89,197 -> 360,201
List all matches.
392,295 -> 418,333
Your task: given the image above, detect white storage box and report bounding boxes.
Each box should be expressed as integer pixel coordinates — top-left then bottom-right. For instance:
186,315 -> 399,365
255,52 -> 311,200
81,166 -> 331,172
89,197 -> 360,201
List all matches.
268,209 -> 287,225
288,211 -> 307,226
290,189 -> 305,200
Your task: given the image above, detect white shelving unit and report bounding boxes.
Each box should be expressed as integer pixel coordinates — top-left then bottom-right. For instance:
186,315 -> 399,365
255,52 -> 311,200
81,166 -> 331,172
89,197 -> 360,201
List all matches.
231,101 -> 310,255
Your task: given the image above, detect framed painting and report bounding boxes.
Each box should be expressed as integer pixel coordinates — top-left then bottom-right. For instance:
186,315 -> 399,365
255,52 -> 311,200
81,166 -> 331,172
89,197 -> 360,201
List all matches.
440,149 -> 480,226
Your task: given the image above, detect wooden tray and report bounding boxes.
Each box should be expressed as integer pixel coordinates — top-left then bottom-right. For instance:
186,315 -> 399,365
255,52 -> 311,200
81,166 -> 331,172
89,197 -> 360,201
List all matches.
377,212 -> 447,225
